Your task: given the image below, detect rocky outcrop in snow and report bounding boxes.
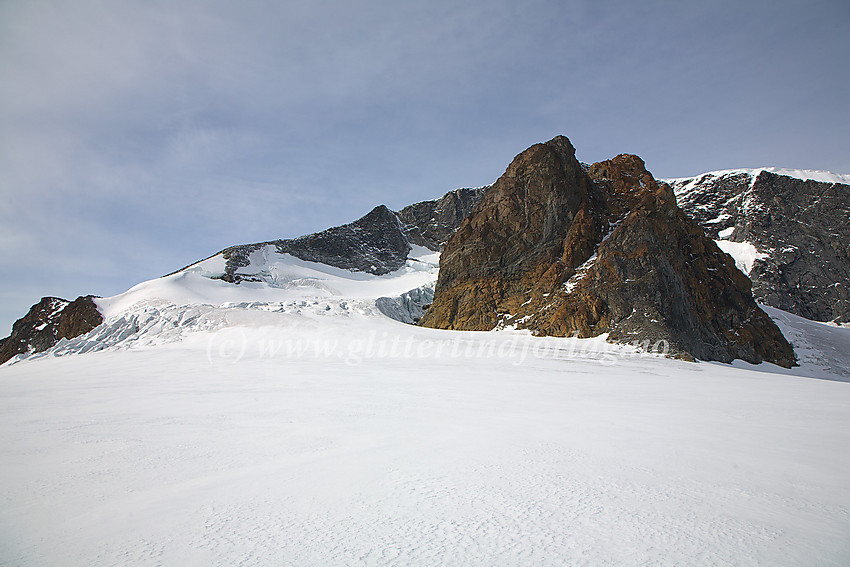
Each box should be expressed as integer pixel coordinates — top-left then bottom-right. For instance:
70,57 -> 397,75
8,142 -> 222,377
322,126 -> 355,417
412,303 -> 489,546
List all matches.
420,136 -> 796,367
0,296 -> 102,364
216,204 -> 413,281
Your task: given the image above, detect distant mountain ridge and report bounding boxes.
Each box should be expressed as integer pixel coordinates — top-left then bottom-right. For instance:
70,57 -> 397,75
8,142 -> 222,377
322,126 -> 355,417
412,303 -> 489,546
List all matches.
0,187 -> 486,364
667,169 -> 850,323
2,137 -> 848,367
193,186 -> 488,283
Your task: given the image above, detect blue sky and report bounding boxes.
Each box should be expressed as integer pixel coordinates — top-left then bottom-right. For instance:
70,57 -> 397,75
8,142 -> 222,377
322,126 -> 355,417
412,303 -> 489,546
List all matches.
1,0 -> 848,334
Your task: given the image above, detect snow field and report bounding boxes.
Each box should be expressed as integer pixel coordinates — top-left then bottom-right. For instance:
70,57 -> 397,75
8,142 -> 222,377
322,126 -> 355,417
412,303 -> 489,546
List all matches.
2,312 -> 850,566
2,240 -> 850,565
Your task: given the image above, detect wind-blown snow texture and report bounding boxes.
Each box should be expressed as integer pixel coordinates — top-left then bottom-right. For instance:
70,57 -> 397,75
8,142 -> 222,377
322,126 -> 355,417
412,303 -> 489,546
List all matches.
2,246 -> 850,565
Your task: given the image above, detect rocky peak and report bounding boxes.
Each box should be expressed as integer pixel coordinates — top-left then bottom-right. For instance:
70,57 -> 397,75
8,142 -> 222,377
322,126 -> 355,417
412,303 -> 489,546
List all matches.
588,154 -> 675,214
420,136 -> 795,367
397,186 -> 487,250
282,204 -> 411,275
435,136 -> 600,299
0,295 -> 102,365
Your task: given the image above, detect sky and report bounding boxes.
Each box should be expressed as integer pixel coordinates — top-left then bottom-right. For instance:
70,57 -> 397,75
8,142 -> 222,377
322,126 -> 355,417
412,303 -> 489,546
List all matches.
1,0 -> 848,334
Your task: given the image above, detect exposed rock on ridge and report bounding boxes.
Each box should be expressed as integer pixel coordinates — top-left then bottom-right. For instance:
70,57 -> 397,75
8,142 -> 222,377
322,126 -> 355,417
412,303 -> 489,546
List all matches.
419,136 -> 796,367
0,296 -> 102,364
206,187 -> 487,283
397,187 -> 488,249
218,204 -> 412,282
670,171 -> 850,324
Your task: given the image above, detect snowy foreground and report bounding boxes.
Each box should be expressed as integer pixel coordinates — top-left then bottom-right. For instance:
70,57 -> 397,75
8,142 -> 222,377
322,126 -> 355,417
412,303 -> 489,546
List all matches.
2,252 -> 850,566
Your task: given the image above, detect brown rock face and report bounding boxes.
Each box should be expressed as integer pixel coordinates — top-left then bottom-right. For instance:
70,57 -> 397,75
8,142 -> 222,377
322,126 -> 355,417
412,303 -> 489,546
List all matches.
420,136 -> 795,367
0,295 -> 103,365
423,136 -> 602,330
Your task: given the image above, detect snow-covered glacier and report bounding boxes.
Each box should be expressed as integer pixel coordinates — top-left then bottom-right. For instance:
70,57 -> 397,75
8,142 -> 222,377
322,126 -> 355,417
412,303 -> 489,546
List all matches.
2,232 -> 850,566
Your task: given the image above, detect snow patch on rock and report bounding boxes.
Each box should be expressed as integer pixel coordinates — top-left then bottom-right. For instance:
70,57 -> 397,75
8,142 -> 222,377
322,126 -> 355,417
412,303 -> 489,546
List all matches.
715,240 -> 769,275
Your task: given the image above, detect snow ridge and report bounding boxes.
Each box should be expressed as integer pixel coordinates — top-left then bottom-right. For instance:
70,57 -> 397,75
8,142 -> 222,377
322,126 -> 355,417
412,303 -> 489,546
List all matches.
6,248 -> 441,364
663,167 -> 850,188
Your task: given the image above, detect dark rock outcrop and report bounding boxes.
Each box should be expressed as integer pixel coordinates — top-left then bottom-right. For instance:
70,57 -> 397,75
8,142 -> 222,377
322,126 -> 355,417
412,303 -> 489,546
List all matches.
283,204 -> 412,275
420,136 -> 795,367
0,295 -> 102,364
217,204 -> 411,282
202,187 -> 487,283
397,187 -> 488,250
670,171 -> 850,323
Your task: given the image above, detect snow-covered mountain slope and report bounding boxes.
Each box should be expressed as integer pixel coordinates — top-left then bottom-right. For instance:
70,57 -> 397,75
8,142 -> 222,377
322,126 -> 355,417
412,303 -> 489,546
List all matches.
2,301 -> 850,565
5,246 -> 440,364
112,245 -> 440,315
0,186 -> 486,364
759,305 -> 850,380
666,168 -> 850,323
11,231 -> 850,381
665,166 -> 850,188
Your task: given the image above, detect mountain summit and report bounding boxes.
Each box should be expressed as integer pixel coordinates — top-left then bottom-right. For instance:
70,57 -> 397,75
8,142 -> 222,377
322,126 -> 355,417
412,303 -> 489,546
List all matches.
419,136 -> 796,367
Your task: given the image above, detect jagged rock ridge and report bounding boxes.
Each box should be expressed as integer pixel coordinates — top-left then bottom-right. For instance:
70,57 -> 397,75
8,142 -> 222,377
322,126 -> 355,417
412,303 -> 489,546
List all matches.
419,136 -> 796,367
0,296 -> 103,364
216,204 -> 412,282
193,187 -> 487,283
669,170 -> 850,323
397,187 -> 488,249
